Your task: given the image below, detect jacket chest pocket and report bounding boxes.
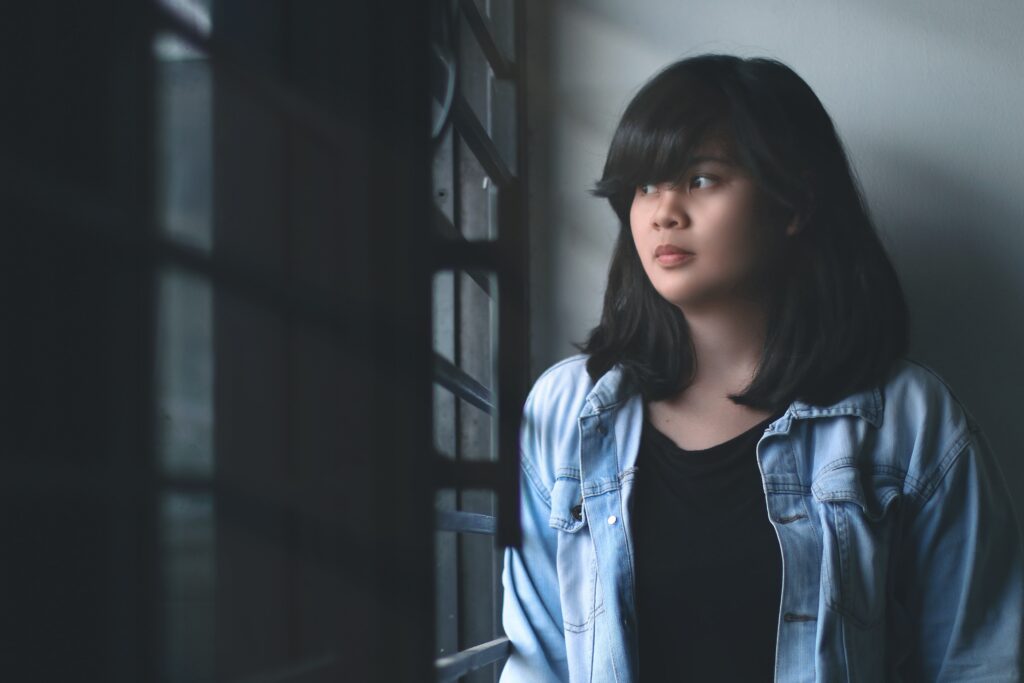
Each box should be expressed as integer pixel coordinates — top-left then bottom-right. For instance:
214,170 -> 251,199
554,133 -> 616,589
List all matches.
548,476 -> 603,633
813,467 -> 902,629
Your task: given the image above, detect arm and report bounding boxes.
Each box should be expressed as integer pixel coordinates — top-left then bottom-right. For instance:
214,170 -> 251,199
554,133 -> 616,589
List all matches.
499,391 -> 570,682
895,421 -> 1024,681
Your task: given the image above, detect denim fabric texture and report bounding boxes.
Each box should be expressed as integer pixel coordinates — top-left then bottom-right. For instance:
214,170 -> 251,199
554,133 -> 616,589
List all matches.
499,354 -> 1024,682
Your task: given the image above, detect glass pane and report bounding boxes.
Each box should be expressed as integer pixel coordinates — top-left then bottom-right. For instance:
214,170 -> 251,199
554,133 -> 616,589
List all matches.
459,489 -> 500,683
458,134 -> 500,242
156,267 -> 214,478
459,269 -> 497,461
160,491 -> 216,682
431,270 -> 499,461
479,0 -> 515,63
458,10 -> 490,148
458,11 -> 517,184
434,270 -> 457,458
490,76 -> 517,174
433,123 -> 456,232
435,489 -> 459,660
154,26 -> 212,251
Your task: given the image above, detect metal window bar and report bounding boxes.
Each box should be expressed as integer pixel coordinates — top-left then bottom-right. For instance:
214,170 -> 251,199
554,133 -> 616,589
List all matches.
436,510 -> 498,535
459,0 -> 515,80
435,353 -> 494,415
433,455 -> 504,490
435,637 -> 512,683
451,93 -> 515,189
432,239 -> 503,271
434,204 -> 493,296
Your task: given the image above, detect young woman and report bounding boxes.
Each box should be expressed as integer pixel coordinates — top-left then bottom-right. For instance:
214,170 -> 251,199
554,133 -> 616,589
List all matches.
500,54 -> 1023,682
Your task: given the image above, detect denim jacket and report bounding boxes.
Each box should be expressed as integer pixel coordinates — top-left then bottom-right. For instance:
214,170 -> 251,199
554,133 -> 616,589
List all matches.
500,354 -> 1024,682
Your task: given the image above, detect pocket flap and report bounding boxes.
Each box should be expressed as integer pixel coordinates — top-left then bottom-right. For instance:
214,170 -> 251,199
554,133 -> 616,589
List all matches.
548,477 -> 587,532
812,465 -> 901,521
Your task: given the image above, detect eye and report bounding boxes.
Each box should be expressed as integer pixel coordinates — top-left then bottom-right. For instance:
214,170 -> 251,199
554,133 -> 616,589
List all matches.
639,176 -> 717,196
690,174 -> 716,190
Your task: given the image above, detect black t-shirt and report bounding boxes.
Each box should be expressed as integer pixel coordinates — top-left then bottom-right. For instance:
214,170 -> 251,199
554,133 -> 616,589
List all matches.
631,407 -> 785,682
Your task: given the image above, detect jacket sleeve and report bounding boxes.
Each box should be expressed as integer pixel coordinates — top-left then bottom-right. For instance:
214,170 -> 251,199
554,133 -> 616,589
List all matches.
894,420 -> 1024,681
499,385 -> 571,682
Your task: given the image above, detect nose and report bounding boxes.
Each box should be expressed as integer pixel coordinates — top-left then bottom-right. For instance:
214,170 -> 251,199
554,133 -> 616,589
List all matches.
652,189 -> 688,229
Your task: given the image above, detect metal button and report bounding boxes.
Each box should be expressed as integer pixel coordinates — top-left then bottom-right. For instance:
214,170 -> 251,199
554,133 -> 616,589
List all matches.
607,515 -> 617,525
597,423 -> 607,435
571,504 -> 583,521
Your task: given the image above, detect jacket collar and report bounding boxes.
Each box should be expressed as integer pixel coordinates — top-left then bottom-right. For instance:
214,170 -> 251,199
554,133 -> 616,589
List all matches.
788,388 -> 884,428
581,362 -> 885,428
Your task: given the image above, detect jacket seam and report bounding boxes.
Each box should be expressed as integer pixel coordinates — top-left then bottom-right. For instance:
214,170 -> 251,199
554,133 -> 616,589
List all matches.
582,479 -> 623,497
589,397 -> 628,414
790,404 -> 881,427
902,357 -> 971,415
615,436 -> 634,683
520,452 -> 552,508
905,426 -> 973,507
563,604 -> 606,632
816,457 -> 907,479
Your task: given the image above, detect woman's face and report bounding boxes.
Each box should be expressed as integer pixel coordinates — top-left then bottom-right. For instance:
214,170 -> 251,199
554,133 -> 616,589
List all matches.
629,143 -> 796,312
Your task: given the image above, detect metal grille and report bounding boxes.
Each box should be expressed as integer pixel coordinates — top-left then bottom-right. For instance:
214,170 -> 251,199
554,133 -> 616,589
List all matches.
430,1 -> 529,681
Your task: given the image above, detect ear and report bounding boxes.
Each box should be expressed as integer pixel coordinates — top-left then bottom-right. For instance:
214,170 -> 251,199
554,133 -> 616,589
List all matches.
785,214 -> 801,237
787,189 -> 814,237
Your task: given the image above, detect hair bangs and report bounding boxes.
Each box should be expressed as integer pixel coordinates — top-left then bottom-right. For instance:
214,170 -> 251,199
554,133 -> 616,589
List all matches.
591,73 -> 734,216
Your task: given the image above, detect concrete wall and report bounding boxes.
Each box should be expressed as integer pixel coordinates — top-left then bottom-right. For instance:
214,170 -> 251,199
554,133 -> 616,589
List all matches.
524,0 -> 1024,514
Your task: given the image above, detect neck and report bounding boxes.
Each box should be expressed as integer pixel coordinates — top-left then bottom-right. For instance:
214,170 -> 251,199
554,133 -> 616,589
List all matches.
681,294 -> 769,394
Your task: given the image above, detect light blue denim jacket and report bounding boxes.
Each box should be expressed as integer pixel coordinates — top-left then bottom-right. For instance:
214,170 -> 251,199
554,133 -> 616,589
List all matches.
500,354 -> 1024,682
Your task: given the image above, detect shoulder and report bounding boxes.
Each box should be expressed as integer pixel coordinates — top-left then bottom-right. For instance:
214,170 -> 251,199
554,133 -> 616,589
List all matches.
881,357 -> 975,434
519,353 -> 595,494
523,353 -> 594,421
878,357 -> 980,498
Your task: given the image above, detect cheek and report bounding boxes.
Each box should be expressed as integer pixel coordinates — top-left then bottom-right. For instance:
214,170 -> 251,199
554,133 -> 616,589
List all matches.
706,203 -> 762,253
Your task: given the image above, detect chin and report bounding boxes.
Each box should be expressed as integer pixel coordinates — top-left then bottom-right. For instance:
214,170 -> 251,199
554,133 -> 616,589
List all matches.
657,290 -> 701,309
655,285 -> 722,311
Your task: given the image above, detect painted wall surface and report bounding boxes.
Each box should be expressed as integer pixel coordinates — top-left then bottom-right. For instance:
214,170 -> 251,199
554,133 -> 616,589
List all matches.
524,0 -> 1024,513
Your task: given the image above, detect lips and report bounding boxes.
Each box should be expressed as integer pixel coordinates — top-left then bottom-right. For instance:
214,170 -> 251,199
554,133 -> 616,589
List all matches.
654,244 -> 694,257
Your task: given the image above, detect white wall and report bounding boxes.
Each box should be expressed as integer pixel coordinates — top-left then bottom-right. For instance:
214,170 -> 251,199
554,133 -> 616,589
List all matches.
524,0 -> 1024,507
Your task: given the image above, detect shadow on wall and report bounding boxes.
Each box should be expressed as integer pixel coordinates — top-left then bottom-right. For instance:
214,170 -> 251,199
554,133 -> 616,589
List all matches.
525,0 -> 557,377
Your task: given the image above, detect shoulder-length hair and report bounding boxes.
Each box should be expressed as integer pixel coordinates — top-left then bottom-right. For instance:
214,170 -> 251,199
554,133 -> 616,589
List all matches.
574,54 -> 909,410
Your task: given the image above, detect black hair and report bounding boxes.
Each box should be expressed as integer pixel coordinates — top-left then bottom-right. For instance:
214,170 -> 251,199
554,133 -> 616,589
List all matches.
573,54 -> 909,410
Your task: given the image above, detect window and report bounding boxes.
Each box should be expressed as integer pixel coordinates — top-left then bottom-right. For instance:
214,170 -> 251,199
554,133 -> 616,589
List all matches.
154,4 -> 215,679
430,1 -> 529,681
3,1 -> 525,680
